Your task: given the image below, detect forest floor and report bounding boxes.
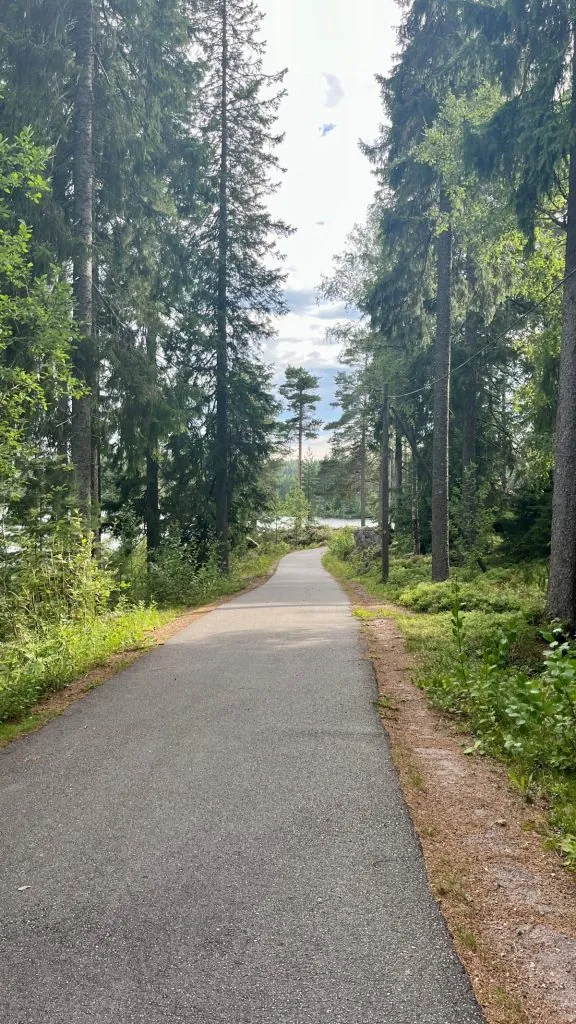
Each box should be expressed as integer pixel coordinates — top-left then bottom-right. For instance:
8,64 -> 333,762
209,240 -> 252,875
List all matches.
336,573 -> 576,1024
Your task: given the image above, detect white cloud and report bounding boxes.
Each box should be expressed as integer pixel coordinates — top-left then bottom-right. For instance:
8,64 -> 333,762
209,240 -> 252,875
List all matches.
323,72 -> 345,108
259,0 -> 398,403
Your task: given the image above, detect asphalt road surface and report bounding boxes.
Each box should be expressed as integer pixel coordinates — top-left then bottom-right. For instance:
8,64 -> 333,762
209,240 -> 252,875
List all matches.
0,549 -> 486,1023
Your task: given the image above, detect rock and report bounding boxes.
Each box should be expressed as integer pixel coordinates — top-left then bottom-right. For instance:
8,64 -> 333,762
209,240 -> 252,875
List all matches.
354,527 -> 381,551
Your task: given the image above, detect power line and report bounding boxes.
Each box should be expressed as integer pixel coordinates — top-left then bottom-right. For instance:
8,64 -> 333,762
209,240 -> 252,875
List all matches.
375,265 -> 575,402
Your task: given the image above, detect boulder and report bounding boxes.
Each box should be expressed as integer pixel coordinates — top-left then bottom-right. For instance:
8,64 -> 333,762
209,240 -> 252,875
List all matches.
354,527 -> 381,551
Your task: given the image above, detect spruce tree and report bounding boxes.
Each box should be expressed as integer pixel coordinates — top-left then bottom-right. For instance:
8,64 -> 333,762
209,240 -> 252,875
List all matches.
368,0 -> 482,580
327,370 -> 372,527
465,2 -> 576,621
194,0 -> 289,570
279,367 -> 322,488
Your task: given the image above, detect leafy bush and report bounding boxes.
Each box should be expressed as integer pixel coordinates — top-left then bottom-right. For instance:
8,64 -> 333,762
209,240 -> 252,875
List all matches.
398,579 -> 542,617
328,527 -> 356,561
0,519 -> 119,641
422,605 -> 576,866
120,537 -> 289,608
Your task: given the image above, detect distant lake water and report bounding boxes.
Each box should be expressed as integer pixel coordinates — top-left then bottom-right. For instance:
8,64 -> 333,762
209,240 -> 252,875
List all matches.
260,517 -> 377,530
315,517 -> 377,530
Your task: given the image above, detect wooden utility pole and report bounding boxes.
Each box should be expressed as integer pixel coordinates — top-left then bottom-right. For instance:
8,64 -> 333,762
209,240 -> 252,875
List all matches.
380,383 -> 390,584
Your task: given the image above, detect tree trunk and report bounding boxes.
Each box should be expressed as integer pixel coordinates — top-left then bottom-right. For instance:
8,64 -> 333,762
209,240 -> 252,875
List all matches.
381,386 -> 390,583
215,0 -> 229,572
392,408 -> 431,484
145,329 -> 161,563
71,0 -> 94,525
394,428 -> 403,509
91,262 -> 101,545
412,457 -> 420,556
462,301 -> 479,550
298,406 -> 303,488
547,31 -> 576,623
91,375 -> 101,546
360,417 -> 366,528
431,188 -> 452,582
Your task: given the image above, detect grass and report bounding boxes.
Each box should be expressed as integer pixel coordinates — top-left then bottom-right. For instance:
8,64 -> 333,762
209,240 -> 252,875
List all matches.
0,542 -> 287,740
0,709 -> 59,747
0,604 -> 174,725
325,537 -> 576,869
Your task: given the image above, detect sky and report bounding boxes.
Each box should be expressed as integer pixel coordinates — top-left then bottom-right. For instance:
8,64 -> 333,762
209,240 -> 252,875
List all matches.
260,0 -> 399,453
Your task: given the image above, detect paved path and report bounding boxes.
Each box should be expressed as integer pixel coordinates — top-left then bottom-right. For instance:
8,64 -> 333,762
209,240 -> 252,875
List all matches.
0,549 -> 485,1023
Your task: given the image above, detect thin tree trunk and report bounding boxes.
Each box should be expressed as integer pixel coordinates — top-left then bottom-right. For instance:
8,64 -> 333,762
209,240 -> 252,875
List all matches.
431,188 -> 452,582
91,261 -> 101,545
215,0 -> 229,572
145,329 -> 161,563
298,406 -> 303,488
91,374 -> 101,546
381,386 -> 390,583
547,28 -> 576,623
71,0 -> 94,525
360,417 -> 366,528
462,274 -> 479,550
412,457 -> 420,556
392,408 -> 431,484
394,428 -> 403,509
56,397 -> 69,461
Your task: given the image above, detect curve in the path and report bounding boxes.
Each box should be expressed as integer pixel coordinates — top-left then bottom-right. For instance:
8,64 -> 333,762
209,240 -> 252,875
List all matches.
0,548 -> 485,1024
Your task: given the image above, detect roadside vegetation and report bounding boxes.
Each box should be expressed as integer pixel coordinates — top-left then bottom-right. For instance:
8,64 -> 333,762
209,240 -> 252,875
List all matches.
0,532 -> 291,732
325,530 -> 576,869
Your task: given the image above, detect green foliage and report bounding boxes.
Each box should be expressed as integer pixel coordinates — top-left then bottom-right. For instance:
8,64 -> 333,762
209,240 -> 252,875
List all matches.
424,614 -> 576,865
118,537 -> 289,609
328,527 -> 356,561
0,127 -> 75,495
325,542 -> 576,866
0,534 -> 289,727
0,604 -> 165,723
0,524 -> 117,642
327,532 -> 545,616
279,366 -> 321,439
282,486 -> 312,540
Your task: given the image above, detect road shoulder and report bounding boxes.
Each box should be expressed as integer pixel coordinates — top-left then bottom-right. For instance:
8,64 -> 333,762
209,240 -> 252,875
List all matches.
331,572 -> 576,1024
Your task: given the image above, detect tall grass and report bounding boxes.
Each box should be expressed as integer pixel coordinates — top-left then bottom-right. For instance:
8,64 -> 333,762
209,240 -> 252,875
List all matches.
0,532 -> 289,727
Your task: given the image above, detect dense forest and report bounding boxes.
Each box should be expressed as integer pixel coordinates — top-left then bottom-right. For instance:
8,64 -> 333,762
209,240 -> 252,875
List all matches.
315,0 -> 576,623
0,0 -> 298,721
3,0 -> 576,738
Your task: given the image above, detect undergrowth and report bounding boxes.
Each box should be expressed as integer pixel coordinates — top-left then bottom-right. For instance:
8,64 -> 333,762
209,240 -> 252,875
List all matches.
325,531 -> 576,868
0,604 -> 170,723
0,537 -> 288,729
116,538 -> 291,608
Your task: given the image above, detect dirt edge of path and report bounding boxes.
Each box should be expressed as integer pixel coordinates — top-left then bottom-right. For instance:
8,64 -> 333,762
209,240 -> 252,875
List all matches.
339,575 -> 576,1024
0,566 -> 279,752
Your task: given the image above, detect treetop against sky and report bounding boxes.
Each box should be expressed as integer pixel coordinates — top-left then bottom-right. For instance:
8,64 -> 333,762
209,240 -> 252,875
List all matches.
261,0 -> 397,454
